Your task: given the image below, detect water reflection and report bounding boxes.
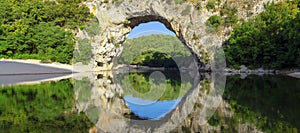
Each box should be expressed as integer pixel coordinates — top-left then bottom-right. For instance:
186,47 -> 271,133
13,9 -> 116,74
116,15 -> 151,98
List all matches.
117,70 -> 191,120
117,71 -> 190,100
0,79 -> 93,132
221,75 -> 300,132
1,71 -> 299,132
125,96 -> 181,120
74,70 -> 226,133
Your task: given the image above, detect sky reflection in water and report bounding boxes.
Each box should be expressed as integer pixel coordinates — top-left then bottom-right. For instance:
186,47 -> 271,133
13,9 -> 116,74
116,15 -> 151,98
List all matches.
124,96 -> 181,120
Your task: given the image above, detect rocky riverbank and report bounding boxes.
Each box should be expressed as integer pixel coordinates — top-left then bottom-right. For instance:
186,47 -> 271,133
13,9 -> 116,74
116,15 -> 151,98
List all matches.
225,65 -> 277,74
225,65 -> 300,79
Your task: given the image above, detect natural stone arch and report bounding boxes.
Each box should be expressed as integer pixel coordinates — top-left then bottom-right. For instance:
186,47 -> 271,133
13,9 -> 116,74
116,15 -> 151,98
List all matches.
74,0 -> 281,132
85,0 -> 222,71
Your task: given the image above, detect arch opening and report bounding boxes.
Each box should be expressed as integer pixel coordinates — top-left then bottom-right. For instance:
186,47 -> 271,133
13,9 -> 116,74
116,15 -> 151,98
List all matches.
115,15 -> 203,70
125,15 -> 203,69
115,19 -> 200,120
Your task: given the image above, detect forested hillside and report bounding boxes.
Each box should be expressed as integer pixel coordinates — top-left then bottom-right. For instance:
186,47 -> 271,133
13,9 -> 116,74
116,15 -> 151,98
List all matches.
117,34 -> 192,68
0,0 -> 91,63
224,1 -> 300,69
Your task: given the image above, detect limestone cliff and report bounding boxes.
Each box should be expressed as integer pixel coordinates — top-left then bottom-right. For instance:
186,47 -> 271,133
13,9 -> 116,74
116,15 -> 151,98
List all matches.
80,0 -> 282,71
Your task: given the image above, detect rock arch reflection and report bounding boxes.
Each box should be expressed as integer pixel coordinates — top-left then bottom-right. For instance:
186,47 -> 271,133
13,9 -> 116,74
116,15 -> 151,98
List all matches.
73,70 -> 226,133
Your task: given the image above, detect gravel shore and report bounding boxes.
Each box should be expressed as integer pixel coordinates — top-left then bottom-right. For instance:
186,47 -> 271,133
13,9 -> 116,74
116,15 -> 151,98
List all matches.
288,72 -> 300,79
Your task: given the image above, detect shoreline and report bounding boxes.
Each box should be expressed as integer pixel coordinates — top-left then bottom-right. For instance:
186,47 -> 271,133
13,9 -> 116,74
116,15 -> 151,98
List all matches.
225,66 -> 300,79
4,74 -> 74,86
0,58 -> 74,72
1,59 -> 299,85
0,59 -> 80,86
0,58 -> 92,73
0,58 -> 93,86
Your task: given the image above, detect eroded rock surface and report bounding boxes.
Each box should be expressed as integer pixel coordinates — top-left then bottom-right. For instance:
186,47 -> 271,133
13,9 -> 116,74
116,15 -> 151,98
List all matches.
81,0 -> 281,71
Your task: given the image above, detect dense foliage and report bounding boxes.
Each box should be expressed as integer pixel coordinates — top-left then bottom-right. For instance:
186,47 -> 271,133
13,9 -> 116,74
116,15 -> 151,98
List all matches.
0,0 -> 91,63
117,34 -> 192,67
224,1 -> 300,69
0,80 -> 93,132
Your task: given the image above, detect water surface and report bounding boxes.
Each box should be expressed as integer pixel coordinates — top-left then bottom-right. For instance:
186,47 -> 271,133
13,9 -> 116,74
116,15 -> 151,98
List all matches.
0,71 -> 299,132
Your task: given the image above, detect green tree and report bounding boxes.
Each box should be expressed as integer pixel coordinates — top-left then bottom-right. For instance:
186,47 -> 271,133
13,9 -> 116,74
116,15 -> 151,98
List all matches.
224,1 -> 300,69
207,15 -> 223,30
0,0 -> 91,63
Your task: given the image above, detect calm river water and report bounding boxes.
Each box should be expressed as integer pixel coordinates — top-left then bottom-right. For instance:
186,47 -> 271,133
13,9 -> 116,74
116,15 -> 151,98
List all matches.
0,70 -> 299,132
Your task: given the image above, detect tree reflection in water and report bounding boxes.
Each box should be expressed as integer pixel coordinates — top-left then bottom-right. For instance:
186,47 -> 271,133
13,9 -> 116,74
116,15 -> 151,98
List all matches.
0,79 -> 93,132
3,73 -> 298,132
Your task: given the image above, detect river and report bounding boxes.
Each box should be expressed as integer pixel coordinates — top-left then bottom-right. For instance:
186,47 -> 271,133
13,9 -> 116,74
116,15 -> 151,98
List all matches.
0,68 -> 299,132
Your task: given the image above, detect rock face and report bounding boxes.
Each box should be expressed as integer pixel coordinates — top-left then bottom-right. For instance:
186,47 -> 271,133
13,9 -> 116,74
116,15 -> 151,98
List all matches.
85,0 -> 222,71
74,0 -> 281,132
81,0 -> 281,71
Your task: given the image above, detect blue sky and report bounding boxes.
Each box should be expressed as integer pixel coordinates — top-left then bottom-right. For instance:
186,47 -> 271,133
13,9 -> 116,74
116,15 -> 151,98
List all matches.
127,21 -> 176,39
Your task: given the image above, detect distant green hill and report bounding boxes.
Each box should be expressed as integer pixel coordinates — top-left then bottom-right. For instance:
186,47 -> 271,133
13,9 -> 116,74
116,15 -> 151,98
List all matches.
117,34 -> 192,67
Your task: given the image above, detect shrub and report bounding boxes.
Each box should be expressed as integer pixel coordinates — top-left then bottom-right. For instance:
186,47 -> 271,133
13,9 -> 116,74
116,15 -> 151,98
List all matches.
207,15 -> 223,30
206,0 -> 216,11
